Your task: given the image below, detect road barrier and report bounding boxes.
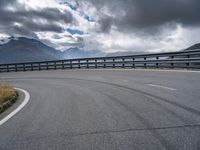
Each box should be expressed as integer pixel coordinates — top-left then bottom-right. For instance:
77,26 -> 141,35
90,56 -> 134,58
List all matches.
0,49 -> 200,72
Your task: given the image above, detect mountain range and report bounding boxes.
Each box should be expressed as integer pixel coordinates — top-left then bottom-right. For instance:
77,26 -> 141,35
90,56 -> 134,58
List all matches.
0,37 -> 62,64
0,37 -> 199,64
0,37 -> 104,64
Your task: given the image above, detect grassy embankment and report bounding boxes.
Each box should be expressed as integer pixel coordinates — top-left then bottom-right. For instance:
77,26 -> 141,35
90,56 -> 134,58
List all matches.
0,84 -> 17,113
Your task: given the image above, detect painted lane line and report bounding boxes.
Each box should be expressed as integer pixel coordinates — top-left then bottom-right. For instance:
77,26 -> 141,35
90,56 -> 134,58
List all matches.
148,84 -> 177,91
0,88 -> 30,126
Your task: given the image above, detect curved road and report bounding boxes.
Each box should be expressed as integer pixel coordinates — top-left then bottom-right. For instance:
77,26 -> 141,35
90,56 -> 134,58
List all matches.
0,69 -> 200,150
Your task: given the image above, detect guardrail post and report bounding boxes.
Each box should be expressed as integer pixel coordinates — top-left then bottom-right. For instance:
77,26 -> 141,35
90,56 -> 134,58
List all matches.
122,58 -> 125,68
38,63 -> 41,70
6,65 -> 9,72
70,60 -> 72,69
46,62 -> 49,70
170,56 -> 174,68
62,61 -> 64,69
113,59 -> 115,68
144,57 -> 146,68
23,64 -> 26,71
186,55 -> 190,67
132,58 -> 135,68
78,60 -> 81,69
31,64 -> 33,71
156,57 -> 159,68
54,62 -> 56,70
104,59 -> 106,68
86,60 -> 89,68
95,59 -> 97,68
15,64 -> 18,72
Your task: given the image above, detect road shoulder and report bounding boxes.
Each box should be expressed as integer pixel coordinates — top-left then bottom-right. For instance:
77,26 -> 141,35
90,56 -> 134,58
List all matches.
0,88 -> 30,125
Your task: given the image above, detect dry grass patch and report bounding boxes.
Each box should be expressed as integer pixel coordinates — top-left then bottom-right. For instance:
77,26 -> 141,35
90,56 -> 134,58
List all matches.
0,84 -> 17,105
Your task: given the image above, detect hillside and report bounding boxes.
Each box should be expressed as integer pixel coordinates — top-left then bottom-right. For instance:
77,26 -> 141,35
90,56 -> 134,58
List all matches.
0,37 -> 63,64
185,43 -> 200,51
0,37 -> 104,64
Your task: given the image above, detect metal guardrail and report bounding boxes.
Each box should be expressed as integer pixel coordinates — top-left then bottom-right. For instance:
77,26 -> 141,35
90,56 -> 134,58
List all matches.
0,49 -> 200,72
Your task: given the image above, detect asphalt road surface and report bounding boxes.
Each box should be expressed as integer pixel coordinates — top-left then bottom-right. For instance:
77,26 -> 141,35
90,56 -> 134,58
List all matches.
0,69 -> 200,150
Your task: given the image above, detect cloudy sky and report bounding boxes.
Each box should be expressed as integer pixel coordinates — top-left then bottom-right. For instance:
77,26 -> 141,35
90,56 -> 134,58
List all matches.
0,0 -> 200,53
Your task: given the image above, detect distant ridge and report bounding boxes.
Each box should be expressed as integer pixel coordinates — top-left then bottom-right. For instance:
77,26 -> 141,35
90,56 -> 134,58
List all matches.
106,43 -> 200,57
0,37 -> 63,64
0,37 -> 104,64
185,43 -> 200,51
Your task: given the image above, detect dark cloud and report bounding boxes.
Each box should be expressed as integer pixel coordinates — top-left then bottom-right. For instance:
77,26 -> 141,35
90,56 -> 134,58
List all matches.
0,0 -> 74,38
98,15 -> 113,33
0,0 -> 16,6
1,0 -> 200,52
77,0 -> 200,33
120,0 -> 200,29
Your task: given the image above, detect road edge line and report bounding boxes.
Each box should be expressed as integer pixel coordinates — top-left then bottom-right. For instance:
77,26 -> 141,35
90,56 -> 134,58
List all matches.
0,88 -> 30,126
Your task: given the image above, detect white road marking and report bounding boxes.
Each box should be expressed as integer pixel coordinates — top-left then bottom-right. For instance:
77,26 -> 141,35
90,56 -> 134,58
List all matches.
148,84 -> 177,91
0,88 -> 30,126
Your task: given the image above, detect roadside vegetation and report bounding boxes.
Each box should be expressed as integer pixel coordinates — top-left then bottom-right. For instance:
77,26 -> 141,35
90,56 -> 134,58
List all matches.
0,84 -> 17,113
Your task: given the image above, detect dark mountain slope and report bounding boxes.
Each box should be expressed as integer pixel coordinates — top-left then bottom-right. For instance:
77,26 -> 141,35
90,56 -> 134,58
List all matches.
0,37 -> 63,64
185,43 -> 200,51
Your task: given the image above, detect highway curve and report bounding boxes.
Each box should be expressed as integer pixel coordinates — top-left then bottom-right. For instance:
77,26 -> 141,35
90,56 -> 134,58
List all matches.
0,69 -> 200,150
